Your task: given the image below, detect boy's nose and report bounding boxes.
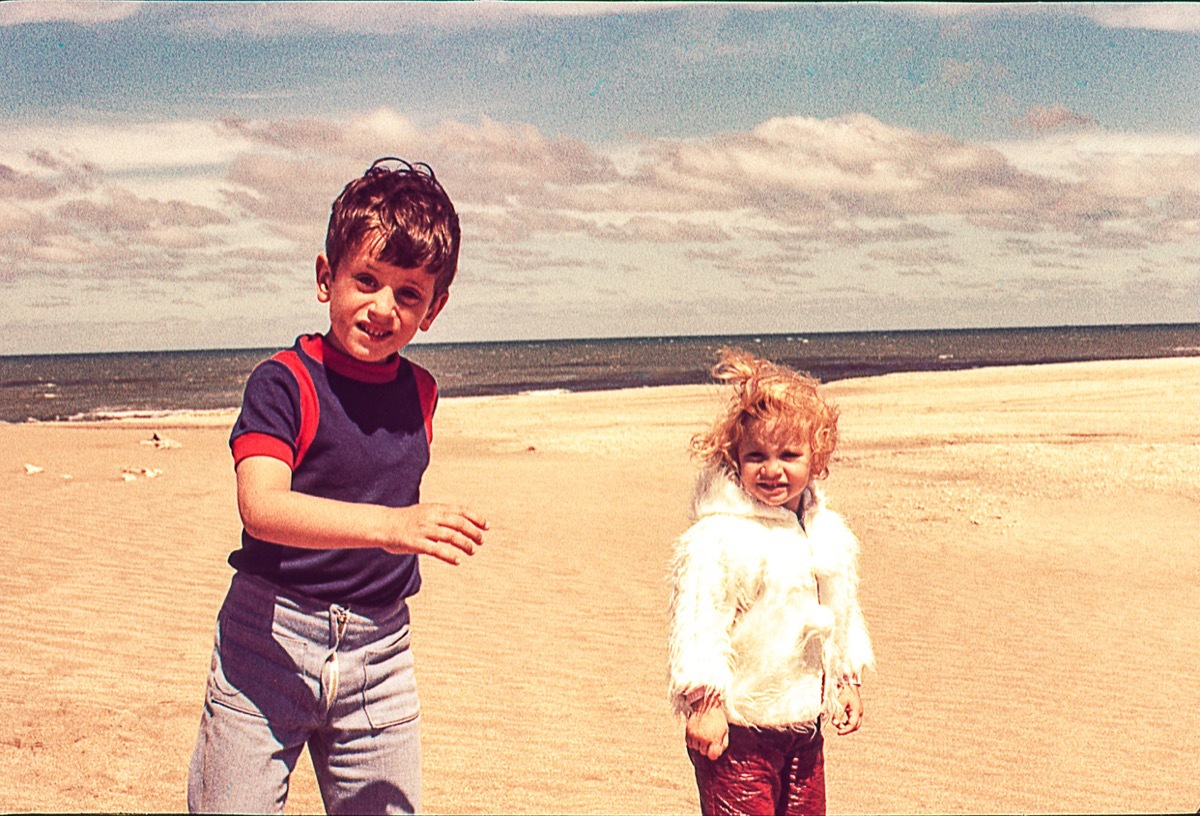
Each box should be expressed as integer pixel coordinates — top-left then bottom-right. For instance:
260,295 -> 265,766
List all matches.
369,290 -> 398,317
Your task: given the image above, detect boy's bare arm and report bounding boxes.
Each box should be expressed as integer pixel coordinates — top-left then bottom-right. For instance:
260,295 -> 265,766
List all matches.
236,456 -> 488,565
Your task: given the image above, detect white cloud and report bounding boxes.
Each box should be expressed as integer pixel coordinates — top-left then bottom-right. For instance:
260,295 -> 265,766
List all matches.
1085,3 -> 1200,34
1,120 -> 254,179
987,133 -> 1200,242
1012,104 -> 1099,134
879,2 -> 1200,34
0,0 -> 141,27
9,110 -> 1197,250
85,1 -> 694,38
8,2 -> 1196,38
3,108 -> 1197,350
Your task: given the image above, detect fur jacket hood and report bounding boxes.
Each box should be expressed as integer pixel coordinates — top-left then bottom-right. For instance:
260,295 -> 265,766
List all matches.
667,468 -> 874,729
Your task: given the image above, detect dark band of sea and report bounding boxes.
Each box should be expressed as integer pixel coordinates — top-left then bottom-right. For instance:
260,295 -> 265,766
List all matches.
2,323 -> 1198,423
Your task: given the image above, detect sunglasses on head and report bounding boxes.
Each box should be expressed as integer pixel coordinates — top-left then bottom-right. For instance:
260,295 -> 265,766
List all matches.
363,156 -> 441,185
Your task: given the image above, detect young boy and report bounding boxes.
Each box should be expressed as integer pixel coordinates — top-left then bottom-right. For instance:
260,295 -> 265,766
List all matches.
188,158 -> 488,815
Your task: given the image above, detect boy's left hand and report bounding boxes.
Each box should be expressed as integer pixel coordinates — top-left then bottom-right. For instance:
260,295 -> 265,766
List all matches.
832,684 -> 863,735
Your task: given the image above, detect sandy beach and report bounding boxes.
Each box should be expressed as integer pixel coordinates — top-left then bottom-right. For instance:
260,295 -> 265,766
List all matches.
1,357 -> 1197,814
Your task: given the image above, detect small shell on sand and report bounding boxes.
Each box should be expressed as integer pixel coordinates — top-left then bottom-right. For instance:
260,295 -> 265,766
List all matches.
120,466 -> 164,481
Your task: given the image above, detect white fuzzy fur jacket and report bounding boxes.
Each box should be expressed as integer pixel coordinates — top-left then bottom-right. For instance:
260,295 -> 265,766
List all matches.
668,468 -> 874,729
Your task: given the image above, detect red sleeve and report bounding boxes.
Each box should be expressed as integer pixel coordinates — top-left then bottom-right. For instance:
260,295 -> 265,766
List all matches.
231,432 -> 295,468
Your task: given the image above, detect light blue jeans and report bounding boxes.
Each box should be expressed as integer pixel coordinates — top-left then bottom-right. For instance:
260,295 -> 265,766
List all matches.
188,573 -> 421,814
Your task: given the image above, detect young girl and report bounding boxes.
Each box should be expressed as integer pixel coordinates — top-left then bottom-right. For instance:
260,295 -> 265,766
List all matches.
668,348 -> 874,816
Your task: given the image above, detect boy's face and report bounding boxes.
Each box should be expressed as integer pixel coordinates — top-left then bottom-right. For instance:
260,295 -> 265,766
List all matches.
735,420 -> 813,513
316,241 -> 448,364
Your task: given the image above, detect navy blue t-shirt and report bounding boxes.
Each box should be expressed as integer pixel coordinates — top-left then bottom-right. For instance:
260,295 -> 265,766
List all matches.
228,333 -> 438,608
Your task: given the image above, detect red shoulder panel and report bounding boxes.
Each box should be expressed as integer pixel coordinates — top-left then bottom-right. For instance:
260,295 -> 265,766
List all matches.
410,361 -> 438,444
272,349 -> 320,469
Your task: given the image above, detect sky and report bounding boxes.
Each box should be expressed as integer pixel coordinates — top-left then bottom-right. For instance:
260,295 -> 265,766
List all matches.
1,1 -> 1198,354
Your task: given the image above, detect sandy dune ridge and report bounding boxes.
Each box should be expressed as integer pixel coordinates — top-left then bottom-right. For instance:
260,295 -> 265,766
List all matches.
0,358 -> 1197,813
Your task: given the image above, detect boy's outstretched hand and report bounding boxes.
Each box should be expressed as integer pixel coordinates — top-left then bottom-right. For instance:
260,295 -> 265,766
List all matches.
686,702 -> 729,760
235,455 -> 488,563
832,684 -> 863,735
385,504 -> 489,565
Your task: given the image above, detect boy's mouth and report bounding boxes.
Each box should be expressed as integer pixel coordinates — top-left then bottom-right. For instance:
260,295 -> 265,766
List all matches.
357,322 -> 393,340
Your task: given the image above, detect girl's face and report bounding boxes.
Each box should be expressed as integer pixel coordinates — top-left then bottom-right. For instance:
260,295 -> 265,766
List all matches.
735,420 -> 813,513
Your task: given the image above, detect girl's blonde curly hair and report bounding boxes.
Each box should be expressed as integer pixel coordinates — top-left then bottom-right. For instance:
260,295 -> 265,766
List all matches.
691,347 -> 840,480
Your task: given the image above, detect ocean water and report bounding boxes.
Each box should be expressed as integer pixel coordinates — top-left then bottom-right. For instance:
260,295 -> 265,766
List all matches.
1,324 -> 1197,423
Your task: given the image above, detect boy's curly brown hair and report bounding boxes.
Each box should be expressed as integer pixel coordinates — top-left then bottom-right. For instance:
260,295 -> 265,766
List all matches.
691,347 -> 840,480
325,157 -> 461,297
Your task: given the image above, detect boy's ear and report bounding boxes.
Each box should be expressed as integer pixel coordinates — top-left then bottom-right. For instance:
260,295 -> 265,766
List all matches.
419,292 -> 450,332
315,254 -> 333,303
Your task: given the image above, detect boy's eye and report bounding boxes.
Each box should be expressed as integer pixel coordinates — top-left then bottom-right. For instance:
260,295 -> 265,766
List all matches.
355,275 -> 379,289
395,287 -> 423,304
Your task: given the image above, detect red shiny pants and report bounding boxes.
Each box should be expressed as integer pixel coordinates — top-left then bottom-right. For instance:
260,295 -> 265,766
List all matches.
688,724 -> 825,816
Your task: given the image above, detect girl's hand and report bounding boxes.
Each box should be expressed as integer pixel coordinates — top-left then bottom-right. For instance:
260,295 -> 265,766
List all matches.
686,706 -> 729,760
832,684 -> 863,735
